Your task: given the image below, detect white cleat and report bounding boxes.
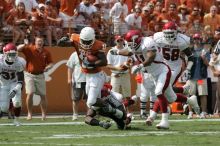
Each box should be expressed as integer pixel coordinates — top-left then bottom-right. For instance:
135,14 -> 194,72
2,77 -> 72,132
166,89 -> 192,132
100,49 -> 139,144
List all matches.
72,114 -> 78,121
146,117 -> 154,126
200,112 -> 207,119
156,120 -> 169,129
13,119 -> 21,127
187,111 -> 193,119
187,95 -> 200,115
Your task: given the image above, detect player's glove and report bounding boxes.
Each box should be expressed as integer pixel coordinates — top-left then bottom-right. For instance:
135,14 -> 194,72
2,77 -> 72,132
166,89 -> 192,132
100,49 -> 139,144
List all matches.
57,36 -> 72,47
8,84 -> 22,99
82,58 -> 95,69
109,49 -> 119,55
131,64 -> 144,74
182,69 -> 191,80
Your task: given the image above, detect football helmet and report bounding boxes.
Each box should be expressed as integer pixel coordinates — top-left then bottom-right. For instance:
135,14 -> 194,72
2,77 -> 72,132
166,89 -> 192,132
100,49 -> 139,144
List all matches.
162,21 -> 177,43
192,33 -> 201,40
124,30 -> 142,51
3,43 -> 18,63
79,27 -> 95,50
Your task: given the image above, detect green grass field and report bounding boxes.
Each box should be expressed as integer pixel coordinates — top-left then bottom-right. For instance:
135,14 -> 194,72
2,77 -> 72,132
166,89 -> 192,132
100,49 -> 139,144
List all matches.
1,115 -> 220,146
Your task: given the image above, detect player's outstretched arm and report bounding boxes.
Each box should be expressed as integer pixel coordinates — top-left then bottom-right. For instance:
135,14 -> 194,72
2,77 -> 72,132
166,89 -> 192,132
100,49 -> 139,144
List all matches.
57,36 -> 73,47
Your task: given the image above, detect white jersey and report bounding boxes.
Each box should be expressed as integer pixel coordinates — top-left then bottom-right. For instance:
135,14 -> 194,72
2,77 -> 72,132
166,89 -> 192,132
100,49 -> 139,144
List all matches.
0,55 -> 26,86
133,37 -> 167,77
153,32 -> 190,69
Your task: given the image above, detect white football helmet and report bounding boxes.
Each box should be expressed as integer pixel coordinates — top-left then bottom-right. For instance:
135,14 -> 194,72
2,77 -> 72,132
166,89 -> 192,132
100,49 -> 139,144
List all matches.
162,21 -> 177,43
79,27 -> 95,50
3,43 -> 18,63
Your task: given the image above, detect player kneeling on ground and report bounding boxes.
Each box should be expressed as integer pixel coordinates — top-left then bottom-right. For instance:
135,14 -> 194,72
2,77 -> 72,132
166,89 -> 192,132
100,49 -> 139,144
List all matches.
85,84 -> 132,130
0,43 -> 26,126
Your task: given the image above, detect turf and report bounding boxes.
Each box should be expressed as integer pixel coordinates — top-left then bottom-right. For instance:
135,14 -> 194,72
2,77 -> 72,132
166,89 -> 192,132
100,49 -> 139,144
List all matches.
0,115 -> 220,146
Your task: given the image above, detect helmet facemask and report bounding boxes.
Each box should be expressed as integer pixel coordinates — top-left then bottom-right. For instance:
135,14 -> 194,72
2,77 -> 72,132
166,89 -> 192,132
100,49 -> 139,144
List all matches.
5,51 -> 17,63
163,29 -> 177,43
80,39 -> 95,50
128,35 -> 141,51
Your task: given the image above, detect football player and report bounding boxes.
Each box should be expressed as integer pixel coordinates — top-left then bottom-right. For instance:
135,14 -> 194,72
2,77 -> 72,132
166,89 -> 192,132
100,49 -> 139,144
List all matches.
154,21 -> 193,94
111,30 -> 199,129
0,43 -> 26,126
58,27 -> 123,119
85,83 -> 132,130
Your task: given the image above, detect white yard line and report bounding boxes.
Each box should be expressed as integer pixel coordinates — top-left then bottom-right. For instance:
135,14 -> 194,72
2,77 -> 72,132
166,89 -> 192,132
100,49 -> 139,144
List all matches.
34,131 -> 220,139
0,142 -> 91,146
1,119 -> 220,126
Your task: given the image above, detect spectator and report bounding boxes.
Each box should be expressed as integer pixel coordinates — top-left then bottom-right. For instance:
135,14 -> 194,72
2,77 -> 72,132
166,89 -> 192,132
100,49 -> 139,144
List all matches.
78,0 -> 98,26
203,5 -> 220,34
182,0 -> 201,13
15,0 -> 41,15
157,3 -> 180,26
17,35 -> 54,121
125,7 -> 142,31
6,2 -> 32,44
109,0 -> 128,35
141,6 -> 152,35
202,25 -> 214,45
187,6 -> 203,27
98,0 -> 115,21
153,1 -> 163,17
186,19 -> 203,37
45,1 -> 62,44
72,9 -> 87,33
187,33 -> 210,119
164,0 -> 181,11
32,3 -> 52,46
201,0 -> 215,14
59,0 -> 80,29
91,14 -> 109,41
178,4 -> 189,33
66,51 -> 87,121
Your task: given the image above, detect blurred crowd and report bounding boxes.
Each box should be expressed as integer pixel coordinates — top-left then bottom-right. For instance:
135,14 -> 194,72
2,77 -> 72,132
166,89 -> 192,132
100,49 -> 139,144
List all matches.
1,0 -> 220,47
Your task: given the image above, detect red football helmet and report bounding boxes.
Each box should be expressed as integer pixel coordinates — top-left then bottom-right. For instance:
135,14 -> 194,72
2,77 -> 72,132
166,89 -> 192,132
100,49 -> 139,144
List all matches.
192,33 -> 201,39
3,43 -> 18,63
124,30 -> 142,51
162,21 -> 177,43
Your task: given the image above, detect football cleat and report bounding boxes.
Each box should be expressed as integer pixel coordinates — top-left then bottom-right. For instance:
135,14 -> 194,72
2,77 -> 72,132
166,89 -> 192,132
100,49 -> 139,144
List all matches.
200,112 -> 206,119
187,111 -> 193,119
187,95 -> 200,115
13,119 -> 21,127
72,114 -> 78,121
156,120 -> 169,129
146,117 -> 154,126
